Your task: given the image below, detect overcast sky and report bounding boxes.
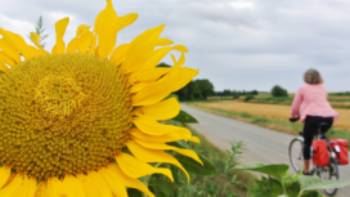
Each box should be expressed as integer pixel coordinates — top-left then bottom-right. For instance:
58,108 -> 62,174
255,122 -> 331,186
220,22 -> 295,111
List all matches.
1,0 -> 349,92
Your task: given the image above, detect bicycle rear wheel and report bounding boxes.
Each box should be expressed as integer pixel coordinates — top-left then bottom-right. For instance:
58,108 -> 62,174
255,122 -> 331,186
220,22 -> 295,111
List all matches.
317,160 -> 339,196
288,137 -> 304,172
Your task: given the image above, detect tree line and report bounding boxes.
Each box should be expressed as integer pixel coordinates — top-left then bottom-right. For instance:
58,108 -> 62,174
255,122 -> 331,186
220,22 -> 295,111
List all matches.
175,77 -> 290,101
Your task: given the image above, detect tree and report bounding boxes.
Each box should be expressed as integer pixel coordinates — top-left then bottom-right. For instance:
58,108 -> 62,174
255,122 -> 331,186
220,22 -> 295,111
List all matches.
271,85 -> 288,97
195,79 -> 215,99
176,79 -> 215,101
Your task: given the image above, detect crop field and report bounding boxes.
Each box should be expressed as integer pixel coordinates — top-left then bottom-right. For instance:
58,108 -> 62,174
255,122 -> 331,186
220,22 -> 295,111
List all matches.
193,100 -> 350,132
208,93 -> 350,109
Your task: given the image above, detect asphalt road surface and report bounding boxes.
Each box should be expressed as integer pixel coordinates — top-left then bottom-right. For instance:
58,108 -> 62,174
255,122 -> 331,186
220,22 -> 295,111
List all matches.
183,105 -> 350,197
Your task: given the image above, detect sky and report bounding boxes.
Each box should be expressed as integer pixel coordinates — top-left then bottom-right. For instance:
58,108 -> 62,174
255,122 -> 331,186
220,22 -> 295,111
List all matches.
0,0 -> 349,92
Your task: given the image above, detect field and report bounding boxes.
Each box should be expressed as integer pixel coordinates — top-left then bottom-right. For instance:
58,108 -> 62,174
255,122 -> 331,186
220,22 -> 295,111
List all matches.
191,100 -> 350,140
208,93 -> 350,109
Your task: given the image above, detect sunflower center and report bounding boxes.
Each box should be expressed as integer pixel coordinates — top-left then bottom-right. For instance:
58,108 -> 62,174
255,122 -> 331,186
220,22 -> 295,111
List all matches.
35,75 -> 86,117
0,54 -> 133,181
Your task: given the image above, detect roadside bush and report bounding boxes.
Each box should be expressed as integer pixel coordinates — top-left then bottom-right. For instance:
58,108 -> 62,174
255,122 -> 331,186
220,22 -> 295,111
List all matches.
271,85 -> 288,97
175,142 -> 252,197
244,94 -> 255,102
232,95 -> 240,100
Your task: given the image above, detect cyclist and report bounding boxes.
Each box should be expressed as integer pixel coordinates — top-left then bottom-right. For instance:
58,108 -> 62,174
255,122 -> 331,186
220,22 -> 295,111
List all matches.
290,68 -> 338,175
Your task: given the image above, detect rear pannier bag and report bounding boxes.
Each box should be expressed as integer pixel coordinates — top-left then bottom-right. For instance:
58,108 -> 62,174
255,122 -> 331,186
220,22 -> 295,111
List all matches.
331,139 -> 349,165
312,140 -> 330,167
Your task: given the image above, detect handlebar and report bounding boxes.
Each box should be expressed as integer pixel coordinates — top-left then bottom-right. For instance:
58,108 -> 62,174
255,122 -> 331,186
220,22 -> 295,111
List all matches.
289,117 -> 299,122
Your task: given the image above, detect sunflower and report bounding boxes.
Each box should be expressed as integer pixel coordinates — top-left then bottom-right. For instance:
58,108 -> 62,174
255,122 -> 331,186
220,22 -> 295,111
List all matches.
0,0 -> 201,196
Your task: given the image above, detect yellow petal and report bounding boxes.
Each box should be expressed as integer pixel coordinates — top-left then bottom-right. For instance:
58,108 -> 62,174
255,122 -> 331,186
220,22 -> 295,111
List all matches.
29,32 -> 48,55
157,38 -> 173,46
135,140 -> 203,165
0,52 -> 15,69
132,67 -> 198,106
111,43 -> 130,66
173,52 -> 186,67
8,176 -> 37,197
137,97 -> 180,120
141,46 -> 173,69
141,44 -> 187,70
0,28 -> 42,59
94,0 -> 137,57
127,141 -> 190,181
52,17 -> 70,54
0,39 -> 19,63
129,67 -> 170,84
173,45 -> 188,53
0,167 -> 11,188
81,171 -> 114,197
109,165 -> 155,197
0,175 -> 23,197
122,25 -> 165,72
116,153 -> 174,182
134,117 -> 191,137
0,63 -> 9,73
30,32 -> 42,48
45,176 -> 85,197
98,167 -> 128,197
130,82 -> 150,94
131,128 -> 198,144
67,25 -> 96,53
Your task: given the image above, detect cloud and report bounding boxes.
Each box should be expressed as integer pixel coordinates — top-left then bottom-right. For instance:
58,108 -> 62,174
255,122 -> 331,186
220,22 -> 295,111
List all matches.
0,14 -> 33,37
0,0 -> 349,91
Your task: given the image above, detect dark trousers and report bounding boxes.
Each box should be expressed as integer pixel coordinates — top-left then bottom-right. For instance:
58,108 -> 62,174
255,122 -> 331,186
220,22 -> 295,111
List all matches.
303,116 -> 333,160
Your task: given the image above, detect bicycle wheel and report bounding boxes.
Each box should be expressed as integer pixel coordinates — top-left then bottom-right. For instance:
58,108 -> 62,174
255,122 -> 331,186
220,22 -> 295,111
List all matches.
288,137 -> 304,172
317,160 -> 339,196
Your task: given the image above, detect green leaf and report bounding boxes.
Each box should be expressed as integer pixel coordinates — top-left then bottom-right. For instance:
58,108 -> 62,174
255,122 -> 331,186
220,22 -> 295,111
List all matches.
300,191 -> 322,197
127,188 -> 143,197
173,110 -> 198,124
149,175 -> 177,197
175,154 -> 215,175
300,175 -> 350,192
283,174 -> 301,197
248,177 -> 284,197
238,163 -> 289,180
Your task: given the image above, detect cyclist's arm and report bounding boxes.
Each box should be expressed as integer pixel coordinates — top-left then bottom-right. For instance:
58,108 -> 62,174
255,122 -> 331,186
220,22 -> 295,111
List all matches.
291,88 -> 303,118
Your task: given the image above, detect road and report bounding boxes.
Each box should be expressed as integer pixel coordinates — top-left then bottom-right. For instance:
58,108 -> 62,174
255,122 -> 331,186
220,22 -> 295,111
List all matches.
183,105 -> 350,197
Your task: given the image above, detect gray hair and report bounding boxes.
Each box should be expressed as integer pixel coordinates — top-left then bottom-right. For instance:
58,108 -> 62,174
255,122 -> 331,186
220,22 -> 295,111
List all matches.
304,69 -> 323,85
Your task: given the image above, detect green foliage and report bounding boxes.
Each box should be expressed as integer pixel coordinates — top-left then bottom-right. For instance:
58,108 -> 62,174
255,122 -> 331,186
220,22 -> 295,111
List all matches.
149,175 -> 177,197
175,154 -> 215,176
248,177 -> 284,197
34,16 -> 48,48
216,90 -> 258,98
240,163 -> 350,197
271,85 -> 288,97
176,79 -> 215,101
144,110 -> 251,196
173,110 -> 198,124
158,62 -> 171,68
329,91 -> 350,96
240,163 -> 288,180
167,141 -> 251,196
299,176 -> 350,192
244,94 -> 255,102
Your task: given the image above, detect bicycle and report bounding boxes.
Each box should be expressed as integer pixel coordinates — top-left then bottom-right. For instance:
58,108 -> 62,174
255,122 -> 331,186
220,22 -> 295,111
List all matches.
288,117 -> 339,196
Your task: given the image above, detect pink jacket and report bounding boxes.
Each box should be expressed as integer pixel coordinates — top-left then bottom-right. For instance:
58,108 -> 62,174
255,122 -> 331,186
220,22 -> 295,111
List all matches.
291,84 -> 338,121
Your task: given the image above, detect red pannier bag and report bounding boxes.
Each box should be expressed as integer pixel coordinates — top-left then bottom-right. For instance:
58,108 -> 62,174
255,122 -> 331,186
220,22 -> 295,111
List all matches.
330,139 -> 349,165
312,140 -> 330,167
